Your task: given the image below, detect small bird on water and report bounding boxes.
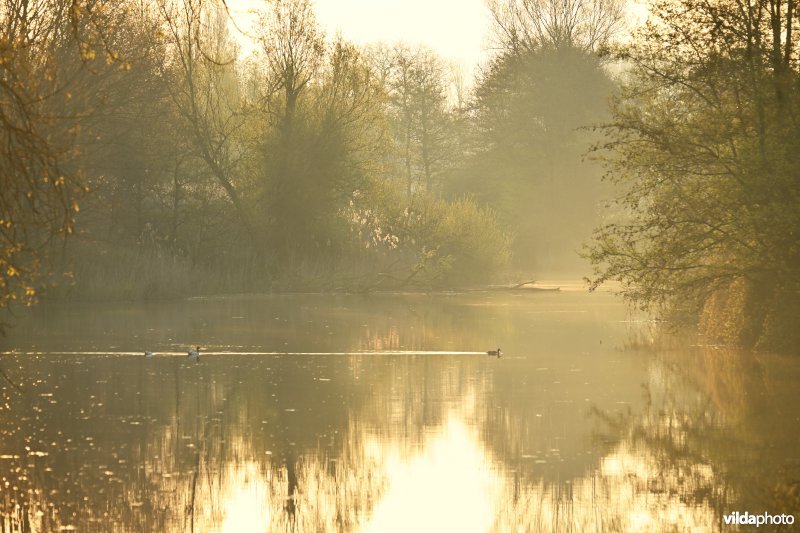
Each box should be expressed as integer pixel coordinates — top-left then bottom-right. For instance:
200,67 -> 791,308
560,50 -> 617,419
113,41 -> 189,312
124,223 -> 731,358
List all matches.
188,346 -> 200,359
487,348 -> 502,357
144,351 -> 153,358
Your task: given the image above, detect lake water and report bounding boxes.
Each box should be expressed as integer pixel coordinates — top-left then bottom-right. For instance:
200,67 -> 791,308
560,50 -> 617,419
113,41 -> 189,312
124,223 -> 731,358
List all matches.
0,291 -> 798,532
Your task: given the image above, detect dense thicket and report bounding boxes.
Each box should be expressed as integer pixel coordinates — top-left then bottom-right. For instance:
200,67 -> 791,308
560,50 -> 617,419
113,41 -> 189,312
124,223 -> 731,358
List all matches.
0,0 -> 137,319
587,0 -> 800,352
1,0 -> 522,308
449,0 -> 622,273
454,45 -> 616,271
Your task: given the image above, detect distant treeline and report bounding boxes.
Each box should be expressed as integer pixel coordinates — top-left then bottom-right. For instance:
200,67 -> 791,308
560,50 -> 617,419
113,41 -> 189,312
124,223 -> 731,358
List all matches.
5,0 -> 795,352
0,0 -> 619,306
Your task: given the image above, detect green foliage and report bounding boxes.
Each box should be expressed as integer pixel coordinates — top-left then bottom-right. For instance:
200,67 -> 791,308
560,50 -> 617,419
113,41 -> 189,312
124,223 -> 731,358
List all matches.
256,31 -> 383,260
2,0 -> 516,307
588,0 -> 800,352
412,196 -> 512,286
344,182 -> 511,288
0,0 -> 133,317
451,45 -> 616,273
367,44 -> 458,197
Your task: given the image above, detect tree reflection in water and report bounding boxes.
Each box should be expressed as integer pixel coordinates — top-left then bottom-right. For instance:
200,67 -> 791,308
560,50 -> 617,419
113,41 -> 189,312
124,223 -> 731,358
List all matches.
1,293 -> 799,532
580,345 -> 800,532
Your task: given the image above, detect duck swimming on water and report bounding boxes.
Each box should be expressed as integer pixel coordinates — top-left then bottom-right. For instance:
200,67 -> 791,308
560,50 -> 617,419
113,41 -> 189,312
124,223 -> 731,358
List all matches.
145,351 -> 154,358
487,348 -> 502,357
188,346 -> 200,359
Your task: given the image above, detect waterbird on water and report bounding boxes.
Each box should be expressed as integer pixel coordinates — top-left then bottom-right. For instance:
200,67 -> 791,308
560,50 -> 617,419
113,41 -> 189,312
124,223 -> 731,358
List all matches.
487,348 -> 502,357
144,351 -> 153,358
188,346 -> 200,359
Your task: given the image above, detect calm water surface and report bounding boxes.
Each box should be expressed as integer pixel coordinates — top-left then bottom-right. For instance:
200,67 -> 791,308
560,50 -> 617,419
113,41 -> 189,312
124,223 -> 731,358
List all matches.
0,291 -> 798,532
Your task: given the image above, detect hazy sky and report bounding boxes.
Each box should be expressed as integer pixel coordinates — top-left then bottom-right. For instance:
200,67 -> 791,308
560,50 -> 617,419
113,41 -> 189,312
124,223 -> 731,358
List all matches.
227,0 -> 494,74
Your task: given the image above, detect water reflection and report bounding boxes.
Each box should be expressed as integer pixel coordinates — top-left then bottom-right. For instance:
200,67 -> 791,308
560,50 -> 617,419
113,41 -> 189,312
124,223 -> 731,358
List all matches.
361,416 -> 499,533
0,293 -> 798,531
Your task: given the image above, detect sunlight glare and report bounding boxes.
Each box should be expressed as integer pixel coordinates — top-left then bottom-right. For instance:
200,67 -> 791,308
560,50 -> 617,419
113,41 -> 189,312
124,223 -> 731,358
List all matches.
218,462 -> 271,533
225,0 -> 492,73
360,417 -> 500,533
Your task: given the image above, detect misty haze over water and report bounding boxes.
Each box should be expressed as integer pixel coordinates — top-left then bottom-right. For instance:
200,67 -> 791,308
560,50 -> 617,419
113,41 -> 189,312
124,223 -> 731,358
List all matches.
2,0 -> 800,529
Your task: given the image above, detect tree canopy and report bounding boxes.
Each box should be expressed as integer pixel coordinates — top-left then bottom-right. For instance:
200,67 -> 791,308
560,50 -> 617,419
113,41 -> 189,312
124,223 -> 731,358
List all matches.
587,0 -> 800,352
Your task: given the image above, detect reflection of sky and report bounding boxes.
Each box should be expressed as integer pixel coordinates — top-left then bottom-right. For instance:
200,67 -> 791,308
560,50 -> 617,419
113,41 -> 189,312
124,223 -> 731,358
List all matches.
216,462 -> 272,532
360,417 -> 499,533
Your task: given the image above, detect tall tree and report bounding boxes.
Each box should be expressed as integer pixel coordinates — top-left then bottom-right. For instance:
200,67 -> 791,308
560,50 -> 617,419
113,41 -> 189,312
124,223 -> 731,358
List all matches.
255,0 -> 324,258
454,0 -> 622,272
488,0 -> 624,54
369,45 -> 456,197
0,0 -> 125,317
252,0 -> 386,263
158,0 -> 254,241
587,0 -> 800,351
